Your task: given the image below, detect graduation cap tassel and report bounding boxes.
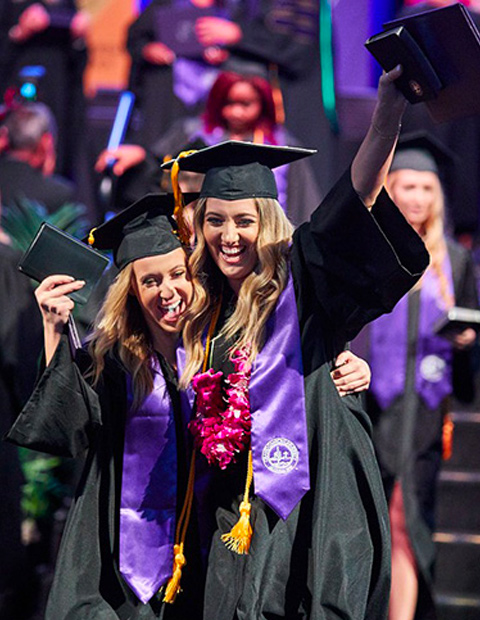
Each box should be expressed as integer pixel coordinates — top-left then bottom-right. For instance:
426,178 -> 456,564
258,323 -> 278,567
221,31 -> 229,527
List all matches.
169,150 -> 198,246
87,227 -> 97,246
221,450 -> 253,554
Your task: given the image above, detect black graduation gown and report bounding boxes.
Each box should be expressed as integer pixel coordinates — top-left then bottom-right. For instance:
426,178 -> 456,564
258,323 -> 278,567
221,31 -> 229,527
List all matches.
6,342 -> 203,620
366,240 -> 479,620
6,171 -> 429,619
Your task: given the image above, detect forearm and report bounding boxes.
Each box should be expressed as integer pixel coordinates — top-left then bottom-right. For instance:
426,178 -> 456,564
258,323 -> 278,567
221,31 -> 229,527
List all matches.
351,66 -> 406,206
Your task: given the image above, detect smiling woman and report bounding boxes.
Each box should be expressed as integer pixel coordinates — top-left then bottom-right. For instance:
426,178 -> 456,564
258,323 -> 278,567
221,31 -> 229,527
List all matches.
160,64 -> 430,619
5,194 -> 210,618
202,197 -> 260,293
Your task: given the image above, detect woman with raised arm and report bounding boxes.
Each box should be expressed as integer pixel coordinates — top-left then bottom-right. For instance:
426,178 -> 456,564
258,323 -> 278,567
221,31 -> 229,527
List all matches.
157,66 -> 429,619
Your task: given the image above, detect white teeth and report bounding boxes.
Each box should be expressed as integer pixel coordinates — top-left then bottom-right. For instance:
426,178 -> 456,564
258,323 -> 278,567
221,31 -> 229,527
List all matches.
163,300 -> 181,313
222,246 -> 243,256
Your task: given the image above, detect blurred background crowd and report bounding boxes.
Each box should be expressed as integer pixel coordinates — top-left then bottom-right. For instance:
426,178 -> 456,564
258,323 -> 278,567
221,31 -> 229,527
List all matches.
2,1 -> 480,619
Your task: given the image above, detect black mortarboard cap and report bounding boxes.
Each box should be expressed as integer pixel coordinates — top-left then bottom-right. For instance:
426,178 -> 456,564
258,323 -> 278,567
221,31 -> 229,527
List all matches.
87,193 -> 198,270
365,3 -> 480,123
161,140 -> 317,200
390,131 -> 455,175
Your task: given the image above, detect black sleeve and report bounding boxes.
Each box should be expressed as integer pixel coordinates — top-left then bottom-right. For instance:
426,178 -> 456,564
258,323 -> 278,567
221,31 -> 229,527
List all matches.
5,335 -> 102,458
292,169 -> 430,340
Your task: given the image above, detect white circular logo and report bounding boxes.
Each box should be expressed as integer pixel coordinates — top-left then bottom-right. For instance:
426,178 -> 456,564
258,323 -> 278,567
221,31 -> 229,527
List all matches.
262,438 -> 299,474
420,354 -> 446,383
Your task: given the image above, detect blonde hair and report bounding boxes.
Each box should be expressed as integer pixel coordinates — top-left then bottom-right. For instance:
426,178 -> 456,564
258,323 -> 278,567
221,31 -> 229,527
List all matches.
180,197 -> 294,388
387,170 -> 454,307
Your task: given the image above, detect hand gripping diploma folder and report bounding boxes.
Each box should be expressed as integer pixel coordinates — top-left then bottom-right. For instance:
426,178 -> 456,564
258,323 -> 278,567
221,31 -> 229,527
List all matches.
365,3 -> 480,122
18,223 -> 110,350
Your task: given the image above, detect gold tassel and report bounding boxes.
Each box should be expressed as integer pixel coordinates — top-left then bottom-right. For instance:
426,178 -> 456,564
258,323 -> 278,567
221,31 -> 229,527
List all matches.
87,227 -> 97,246
442,413 -> 454,461
221,450 -> 253,555
221,500 -> 252,554
163,543 -> 186,603
170,150 -> 197,246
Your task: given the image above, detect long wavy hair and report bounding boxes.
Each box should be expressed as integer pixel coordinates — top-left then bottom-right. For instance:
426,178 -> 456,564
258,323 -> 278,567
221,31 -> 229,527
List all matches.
88,257 -> 197,409
387,170 -> 454,307
180,197 -> 294,388
203,71 -> 277,143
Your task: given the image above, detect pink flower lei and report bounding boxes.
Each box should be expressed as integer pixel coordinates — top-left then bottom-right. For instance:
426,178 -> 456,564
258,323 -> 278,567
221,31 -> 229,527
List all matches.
189,347 -> 252,470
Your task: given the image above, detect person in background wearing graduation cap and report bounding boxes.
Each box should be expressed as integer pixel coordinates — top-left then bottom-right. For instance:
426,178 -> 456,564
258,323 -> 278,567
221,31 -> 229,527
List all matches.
153,65 -> 430,619
363,134 -> 479,620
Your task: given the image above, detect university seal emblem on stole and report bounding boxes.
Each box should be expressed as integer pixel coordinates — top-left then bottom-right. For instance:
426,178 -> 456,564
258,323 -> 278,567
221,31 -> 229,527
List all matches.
262,438 -> 299,474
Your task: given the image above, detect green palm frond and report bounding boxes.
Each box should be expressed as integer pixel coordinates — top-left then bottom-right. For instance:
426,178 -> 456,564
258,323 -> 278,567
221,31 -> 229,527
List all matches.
2,198 -> 89,252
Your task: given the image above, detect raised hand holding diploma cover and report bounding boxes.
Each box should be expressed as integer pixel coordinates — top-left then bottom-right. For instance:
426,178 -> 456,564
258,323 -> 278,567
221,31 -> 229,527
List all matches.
365,3 -> 480,122
18,223 -> 110,350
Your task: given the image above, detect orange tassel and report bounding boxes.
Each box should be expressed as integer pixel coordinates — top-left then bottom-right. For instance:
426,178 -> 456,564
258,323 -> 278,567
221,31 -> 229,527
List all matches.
442,414 -> 454,461
221,450 -> 253,555
221,500 -> 252,554
87,227 -> 97,246
163,543 -> 186,603
170,150 -> 197,246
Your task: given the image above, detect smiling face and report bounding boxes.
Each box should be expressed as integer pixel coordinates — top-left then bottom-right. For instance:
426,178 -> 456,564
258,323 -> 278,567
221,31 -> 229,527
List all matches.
389,169 -> 439,234
221,81 -> 262,137
131,248 -> 193,336
203,197 -> 260,293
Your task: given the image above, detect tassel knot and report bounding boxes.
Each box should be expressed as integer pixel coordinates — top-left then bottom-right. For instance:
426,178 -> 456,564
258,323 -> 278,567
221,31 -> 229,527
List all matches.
163,543 -> 186,603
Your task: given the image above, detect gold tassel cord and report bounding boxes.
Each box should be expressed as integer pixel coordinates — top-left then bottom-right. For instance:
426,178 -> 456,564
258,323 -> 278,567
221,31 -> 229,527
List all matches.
163,300 -> 222,603
163,452 -> 196,603
170,150 -> 197,246
221,449 -> 254,555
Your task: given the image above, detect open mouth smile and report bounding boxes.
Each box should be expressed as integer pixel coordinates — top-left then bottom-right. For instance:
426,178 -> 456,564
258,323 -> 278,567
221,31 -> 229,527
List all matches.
220,246 -> 246,261
159,299 -> 184,321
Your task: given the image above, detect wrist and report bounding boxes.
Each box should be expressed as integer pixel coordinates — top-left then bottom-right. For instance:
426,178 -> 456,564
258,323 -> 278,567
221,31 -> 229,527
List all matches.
371,119 -> 402,140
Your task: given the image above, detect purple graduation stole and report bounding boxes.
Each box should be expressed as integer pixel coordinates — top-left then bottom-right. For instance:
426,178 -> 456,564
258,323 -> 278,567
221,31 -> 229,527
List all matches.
370,256 -> 454,410
249,274 -> 311,520
119,356 -> 177,604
